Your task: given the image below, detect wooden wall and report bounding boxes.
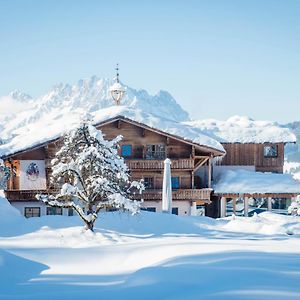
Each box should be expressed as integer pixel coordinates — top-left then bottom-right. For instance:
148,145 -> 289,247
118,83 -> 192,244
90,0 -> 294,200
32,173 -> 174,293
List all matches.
99,121 -> 192,159
218,143 -> 284,173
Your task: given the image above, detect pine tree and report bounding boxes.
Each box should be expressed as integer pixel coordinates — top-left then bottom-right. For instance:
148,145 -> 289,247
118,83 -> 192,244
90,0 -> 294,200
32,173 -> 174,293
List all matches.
37,118 -> 144,231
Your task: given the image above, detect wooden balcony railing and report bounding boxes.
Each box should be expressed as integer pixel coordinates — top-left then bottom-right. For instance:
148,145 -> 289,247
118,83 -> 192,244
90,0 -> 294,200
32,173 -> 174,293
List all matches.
133,188 -> 212,201
125,158 -> 194,170
45,158 -> 195,170
4,190 -> 57,201
5,188 -> 212,202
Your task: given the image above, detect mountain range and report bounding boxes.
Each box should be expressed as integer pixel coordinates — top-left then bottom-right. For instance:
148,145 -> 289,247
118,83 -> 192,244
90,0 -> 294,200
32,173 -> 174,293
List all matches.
0,76 -> 299,165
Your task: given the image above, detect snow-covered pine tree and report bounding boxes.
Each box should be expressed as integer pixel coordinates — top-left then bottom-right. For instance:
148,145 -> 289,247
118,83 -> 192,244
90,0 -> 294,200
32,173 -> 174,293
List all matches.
36,118 -> 144,231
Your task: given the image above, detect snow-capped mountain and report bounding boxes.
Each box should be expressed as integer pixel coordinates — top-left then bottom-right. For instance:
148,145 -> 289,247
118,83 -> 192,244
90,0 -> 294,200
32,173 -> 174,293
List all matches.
0,77 -> 190,140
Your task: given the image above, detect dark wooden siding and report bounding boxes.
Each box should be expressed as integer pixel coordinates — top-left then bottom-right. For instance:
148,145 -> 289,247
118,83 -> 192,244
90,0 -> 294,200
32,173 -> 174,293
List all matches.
218,143 -> 284,173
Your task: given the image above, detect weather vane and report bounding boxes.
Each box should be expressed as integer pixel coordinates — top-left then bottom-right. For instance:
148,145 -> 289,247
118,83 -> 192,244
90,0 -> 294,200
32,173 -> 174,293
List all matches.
109,63 -> 126,106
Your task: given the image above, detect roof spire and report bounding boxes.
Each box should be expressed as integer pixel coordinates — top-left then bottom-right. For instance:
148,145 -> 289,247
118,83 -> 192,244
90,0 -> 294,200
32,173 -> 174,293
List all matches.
115,63 -> 120,83
109,63 -> 126,106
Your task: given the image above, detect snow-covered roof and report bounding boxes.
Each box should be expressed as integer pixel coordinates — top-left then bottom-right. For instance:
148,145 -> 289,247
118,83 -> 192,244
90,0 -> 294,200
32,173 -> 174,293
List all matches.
186,116 -> 296,144
0,106 -> 225,158
213,169 -> 300,195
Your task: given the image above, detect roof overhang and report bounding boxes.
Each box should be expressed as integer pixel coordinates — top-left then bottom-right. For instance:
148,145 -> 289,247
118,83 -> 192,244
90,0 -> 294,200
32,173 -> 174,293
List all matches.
1,115 -> 225,159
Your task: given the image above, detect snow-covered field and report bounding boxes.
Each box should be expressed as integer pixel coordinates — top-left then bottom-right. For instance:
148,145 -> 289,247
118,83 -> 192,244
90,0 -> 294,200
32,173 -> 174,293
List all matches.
1,196 -> 300,300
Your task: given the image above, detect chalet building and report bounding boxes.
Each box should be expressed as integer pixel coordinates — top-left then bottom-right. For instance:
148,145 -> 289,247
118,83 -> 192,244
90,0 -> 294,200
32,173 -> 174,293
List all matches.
188,116 -> 300,217
1,115 -> 225,218
1,113 -> 300,218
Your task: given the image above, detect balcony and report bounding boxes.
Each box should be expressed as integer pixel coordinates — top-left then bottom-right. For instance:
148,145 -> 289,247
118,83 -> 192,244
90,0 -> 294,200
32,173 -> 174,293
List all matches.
133,188 -> 212,202
125,158 -> 194,170
5,188 -> 212,202
5,190 -> 56,201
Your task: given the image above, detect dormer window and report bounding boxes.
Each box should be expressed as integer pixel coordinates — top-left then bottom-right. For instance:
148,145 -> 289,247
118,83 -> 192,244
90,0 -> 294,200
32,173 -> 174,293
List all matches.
264,145 -> 278,158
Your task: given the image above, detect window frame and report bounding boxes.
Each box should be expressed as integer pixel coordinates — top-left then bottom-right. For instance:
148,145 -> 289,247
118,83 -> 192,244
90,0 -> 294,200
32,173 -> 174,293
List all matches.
46,207 -> 63,216
143,177 -> 154,189
263,144 -> 278,158
172,207 -> 179,215
145,144 -> 166,160
141,207 -> 156,212
24,207 -> 41,218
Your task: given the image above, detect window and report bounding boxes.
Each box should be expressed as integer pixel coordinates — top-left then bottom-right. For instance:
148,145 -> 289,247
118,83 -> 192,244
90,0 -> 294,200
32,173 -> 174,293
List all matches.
264,145 -> 278,157
144,177 -> 154,189
46,207 -> 63,215
196,205 -> 206,216
141,207 -> 156,212
171,177 -> 180,189
68,208 -> 74,216
172,207 -> 178,215
121,144 -> 132,157
145,144 -> 166,159
25,207 -> 40,218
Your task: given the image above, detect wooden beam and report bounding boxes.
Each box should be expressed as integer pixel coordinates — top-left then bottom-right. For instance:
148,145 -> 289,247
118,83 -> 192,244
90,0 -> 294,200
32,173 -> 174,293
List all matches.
208,156 -> 212,188
117,120 -> 121,129
194,157 -> 209,172
191,170 -> 194,189
214,192 -> 298,198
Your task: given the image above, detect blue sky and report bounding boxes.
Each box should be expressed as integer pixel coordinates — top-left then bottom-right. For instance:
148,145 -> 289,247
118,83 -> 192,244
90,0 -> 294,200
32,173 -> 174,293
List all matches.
0,0 -> 299,123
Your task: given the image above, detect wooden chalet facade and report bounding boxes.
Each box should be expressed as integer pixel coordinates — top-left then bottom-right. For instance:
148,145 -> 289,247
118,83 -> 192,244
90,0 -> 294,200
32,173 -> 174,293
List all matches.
217,143 -> 285,173
2,116 -> 224,218
212,141 -> 299,218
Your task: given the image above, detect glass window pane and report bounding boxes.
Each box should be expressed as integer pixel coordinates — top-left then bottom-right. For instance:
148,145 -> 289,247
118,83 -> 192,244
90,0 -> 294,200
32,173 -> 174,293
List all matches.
46,207 -> 62,215
264,145 -> 278,157
172,207 -> 178,215
144,177 -> 154,189
272,198 -> 291,215
171,177 -> 180,189
25,207 -> 40,218
196,205 -> 206,216
146,144 -> 166,159
248,198 -> 268,216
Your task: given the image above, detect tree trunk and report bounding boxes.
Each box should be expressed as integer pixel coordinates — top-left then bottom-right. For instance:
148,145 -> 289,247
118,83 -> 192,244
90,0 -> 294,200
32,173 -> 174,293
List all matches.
85,220 -> 94,232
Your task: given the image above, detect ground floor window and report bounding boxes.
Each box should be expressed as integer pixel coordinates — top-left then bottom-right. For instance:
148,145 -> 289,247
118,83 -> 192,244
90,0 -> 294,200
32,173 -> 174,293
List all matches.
196,205 -> 206,216
172,207 -> 178,215
68,208 -> 74,216
24,207 -> 40,218
272,198 -> 291,214
141,207 -> 156,212
46,207 -> 63,215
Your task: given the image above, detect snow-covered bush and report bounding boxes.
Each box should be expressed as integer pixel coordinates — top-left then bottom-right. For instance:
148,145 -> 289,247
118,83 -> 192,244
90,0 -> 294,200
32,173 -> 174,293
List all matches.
288,196 -> 300,216
37,118 -> 144,231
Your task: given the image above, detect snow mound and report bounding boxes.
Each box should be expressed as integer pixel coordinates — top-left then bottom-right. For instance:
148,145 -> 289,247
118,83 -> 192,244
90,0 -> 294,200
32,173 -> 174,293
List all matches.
0,191 -> 22,221
217,212 -> 300,235
186,115 -> 296,143
213,169 -> 300,194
